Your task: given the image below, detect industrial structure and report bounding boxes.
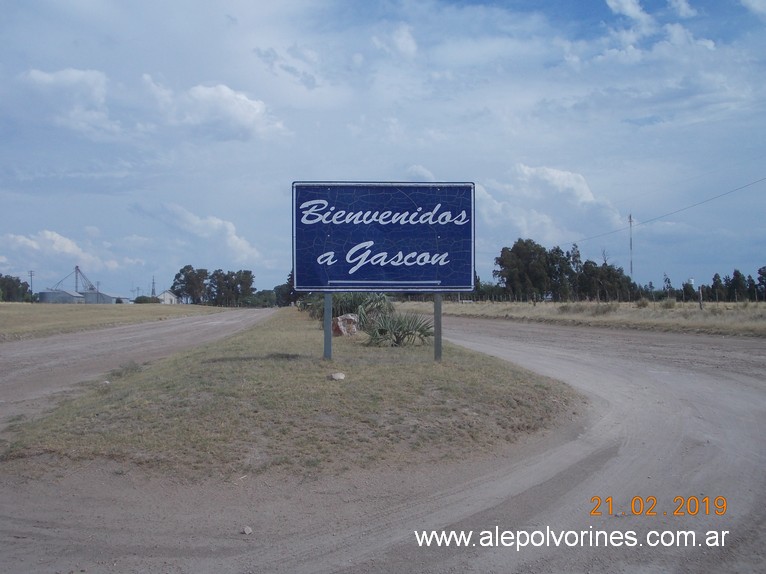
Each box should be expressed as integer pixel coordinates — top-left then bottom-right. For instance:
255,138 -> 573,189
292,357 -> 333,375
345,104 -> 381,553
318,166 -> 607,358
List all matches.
38,266 -> 121,304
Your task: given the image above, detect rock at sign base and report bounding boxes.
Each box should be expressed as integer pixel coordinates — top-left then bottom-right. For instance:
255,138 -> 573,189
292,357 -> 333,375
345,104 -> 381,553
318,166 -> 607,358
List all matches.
332,313 -> 358,337
329,372 -> 346,381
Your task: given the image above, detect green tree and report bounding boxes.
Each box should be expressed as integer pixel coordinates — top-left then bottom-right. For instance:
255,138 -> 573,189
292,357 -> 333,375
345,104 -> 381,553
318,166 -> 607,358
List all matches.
171,265 -> 209,304
245,290 -> 276,307
681,281 -> 697,301
0,275 -> 30,302
207,269 -> 234,306
493,238 -> 549,301
494,246 -> 522,300
599,262 -> 632,302
663,273 -> 675,300
235,270 -> 255,304
547,246 -> 572,301
206,269 -> 254,306
567,244 -> 583,300
728,269 -> 747,302
711,273 -> 725,302
746,275 -> 757,302
581,260 -> 601,300
274,270 -> 298,307
474,274 -> 505,301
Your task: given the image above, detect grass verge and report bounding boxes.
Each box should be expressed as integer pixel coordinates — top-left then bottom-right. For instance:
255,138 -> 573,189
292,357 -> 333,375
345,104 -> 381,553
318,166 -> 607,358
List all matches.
1,308 -> 576,478
397,300 -> 766,337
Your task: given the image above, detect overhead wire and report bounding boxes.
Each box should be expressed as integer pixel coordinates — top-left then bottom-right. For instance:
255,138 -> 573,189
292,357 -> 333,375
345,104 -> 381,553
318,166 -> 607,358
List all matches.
565,175 -> 766,246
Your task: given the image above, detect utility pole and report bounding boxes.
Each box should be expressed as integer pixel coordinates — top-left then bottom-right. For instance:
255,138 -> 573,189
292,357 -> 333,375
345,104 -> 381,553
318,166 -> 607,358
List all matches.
28,270 -> 34,302
629,213 -> 633,278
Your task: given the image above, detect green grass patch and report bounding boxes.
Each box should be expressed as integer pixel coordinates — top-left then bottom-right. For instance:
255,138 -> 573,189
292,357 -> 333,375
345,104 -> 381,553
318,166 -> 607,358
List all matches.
2,308 -> 575,478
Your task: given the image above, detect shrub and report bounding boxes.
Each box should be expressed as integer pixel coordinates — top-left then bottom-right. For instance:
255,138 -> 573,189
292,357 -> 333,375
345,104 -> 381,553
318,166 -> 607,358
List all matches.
661,299 -> 676,309
303,292 -> 394,323
636,298 -> 650,308
364,312 -> 433,347
134,295 -> 161,304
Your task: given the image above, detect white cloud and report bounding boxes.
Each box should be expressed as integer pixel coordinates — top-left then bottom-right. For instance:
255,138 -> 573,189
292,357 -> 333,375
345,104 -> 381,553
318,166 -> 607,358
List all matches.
406,165 -> 437,182
741,0 -> 766,17
393,24 -> 418,57
373,23 -> 418,58
142,74 -> 174,110
182,84 -> 287,140
23,68 -> 122,138
140,75 -> 289,140
25,68 -> 107,104
162,204 -> 262,265
669,0 -> 698,18
3,230 -> 106,270
254,45 -> 321,92
474,166 -> 626,257
4,234 -> 39,251
606,0 -> 654,25
605,0 -> 657,42
516,165 -> 596,206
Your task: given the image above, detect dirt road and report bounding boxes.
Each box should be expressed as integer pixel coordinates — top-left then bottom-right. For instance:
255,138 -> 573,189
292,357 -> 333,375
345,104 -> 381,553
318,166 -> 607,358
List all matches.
1,314 -> 764,573
0,308 -> 276,429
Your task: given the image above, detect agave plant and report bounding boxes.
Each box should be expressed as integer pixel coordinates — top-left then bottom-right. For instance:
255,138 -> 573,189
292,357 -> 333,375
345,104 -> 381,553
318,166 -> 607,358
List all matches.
364,312 -> 433,347
355,293 -> 395,331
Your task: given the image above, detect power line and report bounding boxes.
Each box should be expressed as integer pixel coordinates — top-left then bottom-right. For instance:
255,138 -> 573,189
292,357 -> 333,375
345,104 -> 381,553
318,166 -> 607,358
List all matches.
567,175 -> 766,246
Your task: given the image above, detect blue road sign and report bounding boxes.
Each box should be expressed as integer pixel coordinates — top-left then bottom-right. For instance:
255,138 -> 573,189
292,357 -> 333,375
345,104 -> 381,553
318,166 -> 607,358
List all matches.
293,182 -> 475,292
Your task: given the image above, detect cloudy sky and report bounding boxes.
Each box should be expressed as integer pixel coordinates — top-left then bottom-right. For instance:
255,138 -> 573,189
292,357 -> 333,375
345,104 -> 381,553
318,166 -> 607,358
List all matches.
2,0 -> 764,297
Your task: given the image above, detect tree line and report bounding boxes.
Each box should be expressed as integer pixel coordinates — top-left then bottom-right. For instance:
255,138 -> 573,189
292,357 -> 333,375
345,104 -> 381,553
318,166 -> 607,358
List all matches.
4,248 -> 763,306
171,265 -> 258,306
488,238 -> 766,303
0,274 -> 31,302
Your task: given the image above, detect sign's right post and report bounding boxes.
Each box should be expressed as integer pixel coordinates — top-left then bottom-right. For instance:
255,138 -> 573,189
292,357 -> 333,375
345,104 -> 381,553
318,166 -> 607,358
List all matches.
434,293 -> 443,362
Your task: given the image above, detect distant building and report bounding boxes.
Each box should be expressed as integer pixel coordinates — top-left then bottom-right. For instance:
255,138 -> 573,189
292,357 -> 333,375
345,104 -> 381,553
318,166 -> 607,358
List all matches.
38,289 -> 85,304
39,266 -> 121,304
157,290 -> 181,304
80,290 -> 120,304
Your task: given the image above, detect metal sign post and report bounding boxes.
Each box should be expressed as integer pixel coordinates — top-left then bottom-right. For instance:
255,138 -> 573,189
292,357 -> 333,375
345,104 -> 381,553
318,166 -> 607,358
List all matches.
434,293 -> 443,362
323,293 -> 333,360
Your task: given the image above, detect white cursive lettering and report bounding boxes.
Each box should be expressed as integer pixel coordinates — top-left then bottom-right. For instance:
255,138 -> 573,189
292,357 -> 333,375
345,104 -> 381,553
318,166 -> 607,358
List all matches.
345,241 -> 450,275
299,200 -> 469,226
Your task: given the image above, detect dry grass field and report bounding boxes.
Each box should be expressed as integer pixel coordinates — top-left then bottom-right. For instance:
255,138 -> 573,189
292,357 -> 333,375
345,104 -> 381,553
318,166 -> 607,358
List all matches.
3,307 -> 577,478
0,302 -> 225,342
398,299 -> 766,337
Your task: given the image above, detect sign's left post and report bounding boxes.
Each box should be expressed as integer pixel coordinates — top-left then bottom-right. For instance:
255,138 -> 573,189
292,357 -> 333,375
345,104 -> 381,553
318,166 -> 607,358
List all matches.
323,292 -> 332,360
